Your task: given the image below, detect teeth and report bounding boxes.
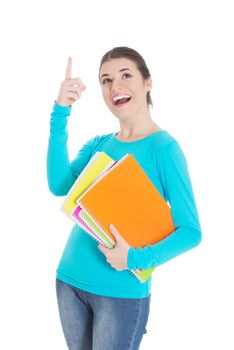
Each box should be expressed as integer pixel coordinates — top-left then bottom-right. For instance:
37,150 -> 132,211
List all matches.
112,95 -> 131,102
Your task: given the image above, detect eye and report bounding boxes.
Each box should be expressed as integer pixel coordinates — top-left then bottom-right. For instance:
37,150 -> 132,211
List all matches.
122,73 -> 132,79
101,78 -> 112,85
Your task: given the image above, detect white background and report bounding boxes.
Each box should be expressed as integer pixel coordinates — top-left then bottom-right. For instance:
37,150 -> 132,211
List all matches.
0,0 -> 233,349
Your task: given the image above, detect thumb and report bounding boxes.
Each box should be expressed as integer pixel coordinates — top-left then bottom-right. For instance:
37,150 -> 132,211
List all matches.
109,224 -> 123,242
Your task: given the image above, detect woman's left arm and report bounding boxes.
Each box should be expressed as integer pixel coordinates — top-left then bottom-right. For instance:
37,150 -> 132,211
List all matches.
128,140 -> 202,270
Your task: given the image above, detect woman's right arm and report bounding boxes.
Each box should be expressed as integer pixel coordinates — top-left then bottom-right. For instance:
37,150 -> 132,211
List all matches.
47,102 -> 74,195
46,56 -> 87,196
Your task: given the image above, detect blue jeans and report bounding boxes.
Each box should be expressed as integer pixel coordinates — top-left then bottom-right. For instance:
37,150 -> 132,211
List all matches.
56,278 -> 151,350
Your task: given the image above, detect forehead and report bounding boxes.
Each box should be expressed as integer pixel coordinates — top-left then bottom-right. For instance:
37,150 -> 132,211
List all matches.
99,57 -> 138,75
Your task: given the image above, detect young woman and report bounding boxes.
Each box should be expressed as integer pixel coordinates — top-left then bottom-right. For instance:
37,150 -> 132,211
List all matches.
47,46 -> 202,350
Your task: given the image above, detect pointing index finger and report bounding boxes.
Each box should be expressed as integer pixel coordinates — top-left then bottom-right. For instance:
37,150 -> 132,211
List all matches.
65,56 -> 72,80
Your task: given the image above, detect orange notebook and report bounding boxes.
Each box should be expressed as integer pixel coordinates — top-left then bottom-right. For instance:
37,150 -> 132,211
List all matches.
77,153 -> 175,274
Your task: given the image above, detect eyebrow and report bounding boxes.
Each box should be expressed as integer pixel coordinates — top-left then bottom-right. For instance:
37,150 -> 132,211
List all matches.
100,68 -> 132,79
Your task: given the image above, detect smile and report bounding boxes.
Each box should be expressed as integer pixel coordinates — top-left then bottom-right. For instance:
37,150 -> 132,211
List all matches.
111,94 -> 132,106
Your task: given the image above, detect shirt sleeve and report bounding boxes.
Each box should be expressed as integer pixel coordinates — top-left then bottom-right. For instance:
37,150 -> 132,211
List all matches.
46,101 -> 95,196
127,140 -> 202,270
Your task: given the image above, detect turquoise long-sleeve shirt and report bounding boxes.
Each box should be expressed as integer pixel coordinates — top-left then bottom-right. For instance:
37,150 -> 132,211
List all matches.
47,102 -> 202,298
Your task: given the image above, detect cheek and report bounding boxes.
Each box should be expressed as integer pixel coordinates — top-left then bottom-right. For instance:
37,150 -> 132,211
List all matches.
101,87 -> 107,98
102,90 -> 111,105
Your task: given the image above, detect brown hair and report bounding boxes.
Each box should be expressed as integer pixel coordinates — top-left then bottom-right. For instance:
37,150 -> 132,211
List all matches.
99,46 -> 153,108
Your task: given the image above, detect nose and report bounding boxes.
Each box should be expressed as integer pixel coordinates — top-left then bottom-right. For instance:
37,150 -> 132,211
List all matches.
111,78 -> 123,92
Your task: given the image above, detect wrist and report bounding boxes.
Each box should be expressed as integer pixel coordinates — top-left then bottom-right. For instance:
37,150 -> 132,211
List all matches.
127,246 -> 138,270
55,100 -> 72,107
127,245 -> 154,270
52,101 -> 72,116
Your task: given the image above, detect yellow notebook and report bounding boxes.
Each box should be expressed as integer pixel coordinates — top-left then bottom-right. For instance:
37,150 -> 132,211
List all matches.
61,152 -> 115,216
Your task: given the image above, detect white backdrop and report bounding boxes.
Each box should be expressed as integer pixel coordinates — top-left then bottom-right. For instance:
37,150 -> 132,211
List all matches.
0,0 -> 233,349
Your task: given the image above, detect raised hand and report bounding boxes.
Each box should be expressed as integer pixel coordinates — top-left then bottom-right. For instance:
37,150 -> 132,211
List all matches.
56,56 -> 86,107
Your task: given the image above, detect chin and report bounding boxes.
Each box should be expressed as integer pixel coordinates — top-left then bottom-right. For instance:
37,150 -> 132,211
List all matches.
112,110 -> 132,120
109,105 -> 134,119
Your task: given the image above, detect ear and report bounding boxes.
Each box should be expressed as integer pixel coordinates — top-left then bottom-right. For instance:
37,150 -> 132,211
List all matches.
145,77 -> 152,92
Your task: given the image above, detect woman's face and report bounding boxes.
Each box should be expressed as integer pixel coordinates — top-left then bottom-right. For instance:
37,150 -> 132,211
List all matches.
99,57 -> 152,119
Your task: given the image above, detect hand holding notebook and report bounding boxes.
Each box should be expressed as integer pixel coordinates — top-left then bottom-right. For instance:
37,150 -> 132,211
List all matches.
98,223 -> 131,271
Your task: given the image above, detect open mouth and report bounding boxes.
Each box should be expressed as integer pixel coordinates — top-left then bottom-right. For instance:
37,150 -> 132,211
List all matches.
112,95 -> 132,106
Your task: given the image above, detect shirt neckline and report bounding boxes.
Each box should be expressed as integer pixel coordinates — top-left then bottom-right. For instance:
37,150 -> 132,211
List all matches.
113,129 -> 167,144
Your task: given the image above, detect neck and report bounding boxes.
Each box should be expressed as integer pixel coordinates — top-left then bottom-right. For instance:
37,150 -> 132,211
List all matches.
117,107 -> 161,139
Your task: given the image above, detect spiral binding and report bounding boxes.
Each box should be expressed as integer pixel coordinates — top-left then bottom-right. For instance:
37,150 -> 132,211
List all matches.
84,226 -> 110,248
79,202 -> 116,246
81,208 -> 114,247
130,269 -> 144,283
75,215 -> 110,248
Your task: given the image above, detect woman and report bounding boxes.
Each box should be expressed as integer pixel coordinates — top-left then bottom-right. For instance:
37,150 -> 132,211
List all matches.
47,46 -> 202,350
